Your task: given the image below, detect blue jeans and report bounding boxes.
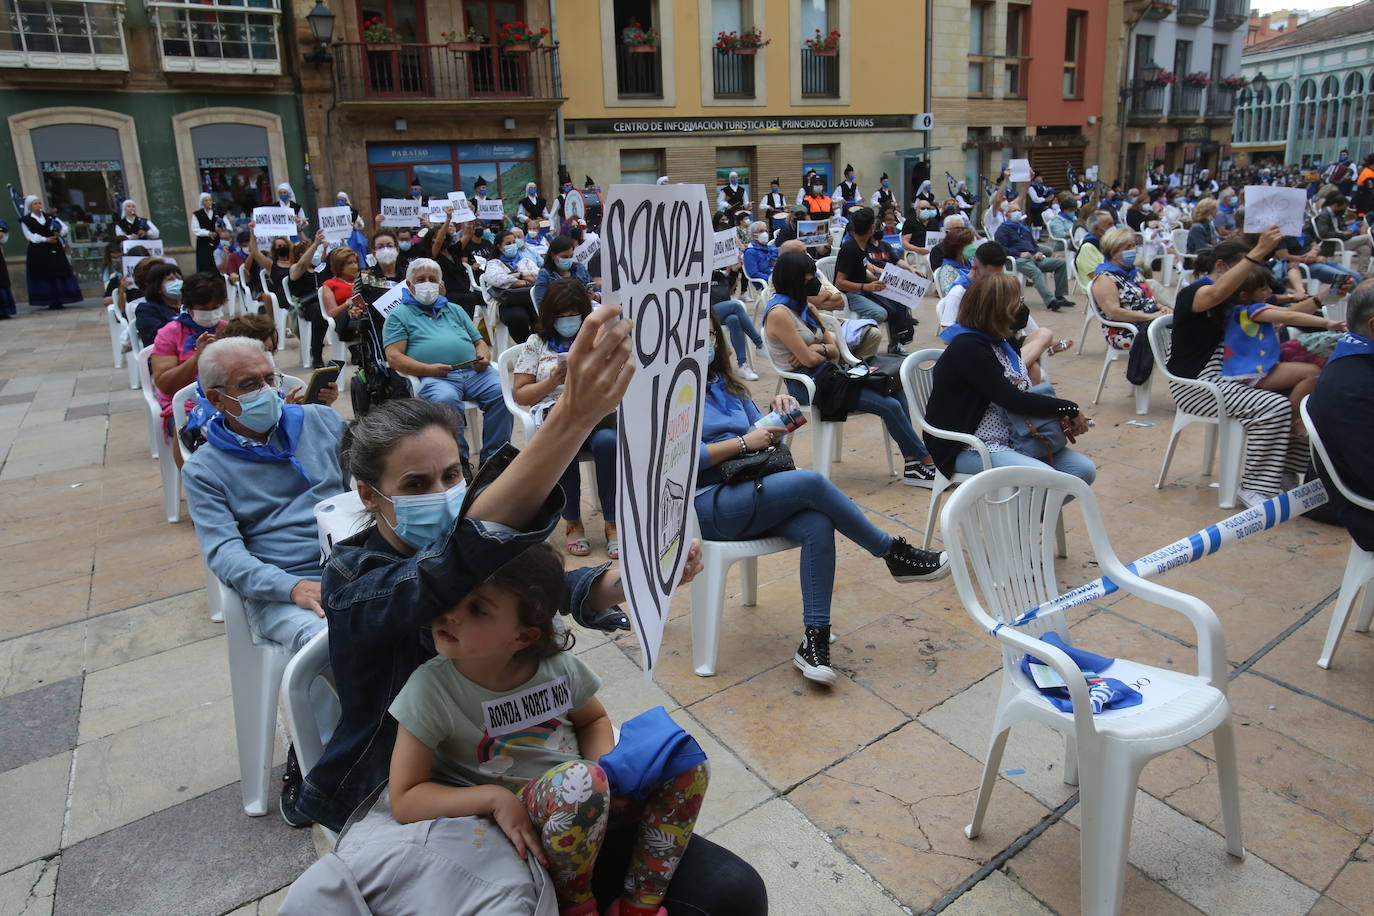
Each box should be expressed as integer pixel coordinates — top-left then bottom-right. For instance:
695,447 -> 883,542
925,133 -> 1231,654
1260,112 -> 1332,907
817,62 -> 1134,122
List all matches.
784,373 -> 927,459
695,468 -> 892,626
953,446 -> 1097,485
559,427 -> 618,522
416,366 -> 513,464
713,299 -> 763,365
1308,261 -> 1363,287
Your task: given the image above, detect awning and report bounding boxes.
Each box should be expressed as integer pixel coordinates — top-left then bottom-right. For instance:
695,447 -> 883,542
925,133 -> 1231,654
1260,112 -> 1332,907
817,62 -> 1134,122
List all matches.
890,146 -> 940,157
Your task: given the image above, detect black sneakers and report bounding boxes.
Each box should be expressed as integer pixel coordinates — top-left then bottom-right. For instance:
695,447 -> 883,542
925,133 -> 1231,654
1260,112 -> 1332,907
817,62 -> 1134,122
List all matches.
794,624 -> 837,685
884,536 -> 951,582
280,745 -> 313,828
903,459 -> 937,487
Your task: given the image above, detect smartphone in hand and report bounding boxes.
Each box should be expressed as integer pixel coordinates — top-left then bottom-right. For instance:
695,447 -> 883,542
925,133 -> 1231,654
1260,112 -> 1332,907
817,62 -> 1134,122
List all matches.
303,361 -> 343,405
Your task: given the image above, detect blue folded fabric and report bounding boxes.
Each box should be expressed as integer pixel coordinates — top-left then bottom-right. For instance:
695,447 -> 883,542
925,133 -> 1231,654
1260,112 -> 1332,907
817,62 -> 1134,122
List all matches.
1020,631 -> 1142,715
598,706 -> 707,800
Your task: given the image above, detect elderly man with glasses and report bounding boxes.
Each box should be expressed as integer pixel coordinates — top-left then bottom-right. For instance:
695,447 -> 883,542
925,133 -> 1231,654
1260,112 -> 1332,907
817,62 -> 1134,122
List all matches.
182,335 -> 347,827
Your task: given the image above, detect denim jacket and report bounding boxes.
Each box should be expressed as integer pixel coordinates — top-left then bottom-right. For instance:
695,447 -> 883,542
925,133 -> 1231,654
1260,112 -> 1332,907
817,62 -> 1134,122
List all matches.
297,445 -> 612,831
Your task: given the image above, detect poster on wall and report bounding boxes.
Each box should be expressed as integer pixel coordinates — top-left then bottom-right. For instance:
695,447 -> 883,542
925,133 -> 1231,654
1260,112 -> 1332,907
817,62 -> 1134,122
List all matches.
603,182 -> 712,680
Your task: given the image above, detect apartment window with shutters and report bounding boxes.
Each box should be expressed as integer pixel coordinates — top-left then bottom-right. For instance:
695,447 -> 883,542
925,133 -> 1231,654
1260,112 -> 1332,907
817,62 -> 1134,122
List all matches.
1063,10 -> 1085,99
969,1 -> 990,96
1005,3 -> 1029,99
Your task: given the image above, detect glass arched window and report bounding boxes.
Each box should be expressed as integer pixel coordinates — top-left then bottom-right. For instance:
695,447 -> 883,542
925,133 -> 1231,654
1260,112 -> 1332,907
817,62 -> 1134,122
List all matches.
1365,70 -> 1374,140
1299,79 -> 1317,140
1260,84 -> 1275,142
1319,75 -> 1339,139
1237,87 -> 1253,143
1341,73 -> 1363,138
1276,81 -> 1293,142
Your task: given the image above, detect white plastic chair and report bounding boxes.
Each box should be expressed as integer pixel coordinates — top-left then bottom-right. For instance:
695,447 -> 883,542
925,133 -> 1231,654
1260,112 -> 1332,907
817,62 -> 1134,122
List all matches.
1299,397 -> 1374,669
1169,229 -> 1195,287
136,345 -> 182,523
943,466 -> 1243,916
496,346 -> 599,506
1315,231 -> 1357,270
106,303 -> 128,370
315,489 -> 370,556
1147,316 -> 1245,509
689,536 -> 801,676
476,272 -> 514,357
279,628 -> 339,848
122,298 -> 146,389
1085,282 -> 1151,416
399,372 -> 483,460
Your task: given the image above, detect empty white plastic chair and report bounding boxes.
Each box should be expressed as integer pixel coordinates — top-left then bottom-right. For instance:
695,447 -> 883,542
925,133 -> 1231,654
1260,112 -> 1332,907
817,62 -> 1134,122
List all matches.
106,303 -> 127,370
1147,316 -> 1245,509
1300,397 -> 1374,669
315,489 -> 371,556
136,345 -> 182,523
399,371 -> 483,460
942,466 -> 1243,916
689,536 -> 801,676
1086,283 -> 1151,416
1168,229 -> 1196,287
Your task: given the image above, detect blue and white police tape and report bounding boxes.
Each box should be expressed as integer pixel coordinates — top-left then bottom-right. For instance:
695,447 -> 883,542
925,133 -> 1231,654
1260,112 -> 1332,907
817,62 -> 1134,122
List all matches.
992,478 -> 1330,633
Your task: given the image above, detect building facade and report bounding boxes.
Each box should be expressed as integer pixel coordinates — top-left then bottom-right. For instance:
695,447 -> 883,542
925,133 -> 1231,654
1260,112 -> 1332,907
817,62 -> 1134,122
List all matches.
556,0 -> 928,208
1119,0 -> 1249,189
929,0 -> 1111,201
1,0 -> 309,287
1234,3 -> 1374,168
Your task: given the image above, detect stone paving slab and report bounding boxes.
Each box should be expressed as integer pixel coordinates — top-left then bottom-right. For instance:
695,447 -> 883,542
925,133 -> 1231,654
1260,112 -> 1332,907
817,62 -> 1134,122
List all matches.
0,752 -> 70,874
0,855 -> 59,916
0,677 -> 82,774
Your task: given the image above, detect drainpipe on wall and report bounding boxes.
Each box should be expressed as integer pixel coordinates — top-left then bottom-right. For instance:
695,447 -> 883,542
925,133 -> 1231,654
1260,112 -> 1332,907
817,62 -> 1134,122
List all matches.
550,2 -> 567,188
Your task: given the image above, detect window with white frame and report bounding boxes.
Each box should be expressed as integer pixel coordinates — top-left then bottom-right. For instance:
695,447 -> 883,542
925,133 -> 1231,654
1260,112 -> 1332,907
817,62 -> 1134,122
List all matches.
620,149 -> 663,184
150,0 -> 281,74
0,0 -> 128,69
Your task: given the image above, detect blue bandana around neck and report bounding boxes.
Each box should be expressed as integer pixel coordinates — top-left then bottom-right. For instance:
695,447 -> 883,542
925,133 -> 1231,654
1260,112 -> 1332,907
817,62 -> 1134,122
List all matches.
204,402 -> 310,482
950,264 -> 973,291
1328,332 -> 1374,365
400,286 -> 448,318
1093,259 -> 1139,283
764,292 -> 819,331
939,322 -> 1025,376
173,311 -> 218,356
547,334 -> 572,354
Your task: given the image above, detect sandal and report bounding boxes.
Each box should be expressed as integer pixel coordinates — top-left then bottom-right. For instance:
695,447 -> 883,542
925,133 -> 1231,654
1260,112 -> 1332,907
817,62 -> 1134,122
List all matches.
1047,338 -> 1074,356
566,537 -> 591,557
606,539 -> 620,560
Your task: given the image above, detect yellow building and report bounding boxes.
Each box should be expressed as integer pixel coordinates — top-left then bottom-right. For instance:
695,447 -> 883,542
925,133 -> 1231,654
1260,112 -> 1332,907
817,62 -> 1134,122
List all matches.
557,0 -> 929,208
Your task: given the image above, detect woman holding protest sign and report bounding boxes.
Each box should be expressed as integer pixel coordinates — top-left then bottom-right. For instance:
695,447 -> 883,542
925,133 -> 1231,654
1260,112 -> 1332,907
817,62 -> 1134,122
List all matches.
697,308 -> 949,686
248,224 -> 324,327
532,235 -> 598,308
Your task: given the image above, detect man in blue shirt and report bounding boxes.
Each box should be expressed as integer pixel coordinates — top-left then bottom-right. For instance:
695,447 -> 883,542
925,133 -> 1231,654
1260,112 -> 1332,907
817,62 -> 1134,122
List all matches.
995,201 -> 1073,312
382,257 -> 512,470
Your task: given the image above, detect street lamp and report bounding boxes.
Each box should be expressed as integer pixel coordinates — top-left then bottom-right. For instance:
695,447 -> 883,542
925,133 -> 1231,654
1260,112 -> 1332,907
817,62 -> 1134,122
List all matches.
1141,62 -> 1162,87
1250,71 -> 1268,95
304,0 -> 335,64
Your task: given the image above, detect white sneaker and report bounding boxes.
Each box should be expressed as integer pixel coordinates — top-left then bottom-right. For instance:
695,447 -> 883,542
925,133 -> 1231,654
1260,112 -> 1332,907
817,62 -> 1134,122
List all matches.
737,365 -> 760,381
1237,488 -> 1269,509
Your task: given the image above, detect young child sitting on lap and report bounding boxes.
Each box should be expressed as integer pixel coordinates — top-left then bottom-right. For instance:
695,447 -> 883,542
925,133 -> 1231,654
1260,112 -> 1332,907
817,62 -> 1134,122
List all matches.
387,543 -> 709,916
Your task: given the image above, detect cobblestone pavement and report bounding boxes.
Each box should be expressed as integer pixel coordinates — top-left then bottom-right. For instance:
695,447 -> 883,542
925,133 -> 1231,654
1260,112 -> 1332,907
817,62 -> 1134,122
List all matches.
0,294 -> 1370,916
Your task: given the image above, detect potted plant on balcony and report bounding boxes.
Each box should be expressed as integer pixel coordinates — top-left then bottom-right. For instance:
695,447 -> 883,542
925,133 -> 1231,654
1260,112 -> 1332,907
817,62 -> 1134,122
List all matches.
1219,75 -> 1248,91
498,21 -> 549,53
804,29 -> 840,57
623,20 -> 660,53
715,28 -> 769,55
361,17 -> 398,51
1183,71 -> 1213,88
1146,1 -> 1178,15
1150,69 -> 1178,87
441,26 -> 484,52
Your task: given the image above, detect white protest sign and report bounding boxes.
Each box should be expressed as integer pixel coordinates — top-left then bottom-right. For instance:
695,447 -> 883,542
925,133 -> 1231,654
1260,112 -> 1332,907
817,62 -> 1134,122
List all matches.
712,229 -> 740,268
924,230 -> 945,250
317,206 -> 354,243
477,198 -> 506,221
573,236 -> 600,266
446,190 -> 468,205
798,219 -> 829,246
122,254 -> 175,280
603,183 -> 711,680
1243,185 -> 1308,237
1086,165 -> 1100,181
878,263 -> 931,310
429,201 -> 455,224
369,282 -> 407,317
121,238 -> 164,257
252,206 -> 296,243
1009,158 -> 1032,182
446,191 -> 475,223
379,198 -> 421,228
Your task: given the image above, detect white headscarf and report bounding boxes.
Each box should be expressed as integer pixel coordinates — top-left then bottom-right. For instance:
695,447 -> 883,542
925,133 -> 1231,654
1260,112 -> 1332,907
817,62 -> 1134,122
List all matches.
336,191 -> 352,206
24,195 -> 40,214
276,182 -> 296,202
656,176 -> 669,185
199,192 -> 213,210
122,199 -> 139,217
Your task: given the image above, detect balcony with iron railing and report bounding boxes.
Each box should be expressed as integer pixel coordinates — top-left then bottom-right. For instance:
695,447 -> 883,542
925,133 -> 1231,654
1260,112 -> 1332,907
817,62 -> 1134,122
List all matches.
1127,84 -> 1167,123
1207,86 -> 1236,120
615,42 -> 660,98
0,0 -> 127,70
333,42 -> 560,106
1213,0 -> 1248,28
712,49 -> 755,99
799,47 -> 838,98
1170,84 -> 1205,120
1142,1 -> 1176,21
1177,0 -> 1211,24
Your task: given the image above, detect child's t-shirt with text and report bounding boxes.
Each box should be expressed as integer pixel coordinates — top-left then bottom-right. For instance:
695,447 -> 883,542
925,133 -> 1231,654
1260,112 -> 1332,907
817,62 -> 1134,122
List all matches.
388,651 -> 602,789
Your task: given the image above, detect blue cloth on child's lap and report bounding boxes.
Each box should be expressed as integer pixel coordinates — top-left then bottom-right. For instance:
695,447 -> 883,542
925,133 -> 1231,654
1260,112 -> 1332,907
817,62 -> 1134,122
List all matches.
599,706 -> 707,799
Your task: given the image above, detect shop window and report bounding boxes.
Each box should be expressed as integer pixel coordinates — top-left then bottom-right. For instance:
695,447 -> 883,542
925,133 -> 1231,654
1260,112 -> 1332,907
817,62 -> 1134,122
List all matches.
619,149 -> 662,184
193,123 -> 274,227
0,0 -> 127,69
31,122 -> 126,283
151,0 -> 281,74
367,141 -> 538,218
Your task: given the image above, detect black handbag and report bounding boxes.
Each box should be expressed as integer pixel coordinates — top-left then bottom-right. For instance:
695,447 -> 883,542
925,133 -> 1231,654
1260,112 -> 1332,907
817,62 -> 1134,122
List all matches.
715,440 -> 795,485
857,355 -> 904,399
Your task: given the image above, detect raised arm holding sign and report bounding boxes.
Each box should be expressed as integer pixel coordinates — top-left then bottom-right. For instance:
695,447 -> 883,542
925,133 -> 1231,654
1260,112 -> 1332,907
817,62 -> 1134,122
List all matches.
317,206 -> 354,243
252,206 -> 296,244
379,198 -> 421,228
603,183 -> 712,679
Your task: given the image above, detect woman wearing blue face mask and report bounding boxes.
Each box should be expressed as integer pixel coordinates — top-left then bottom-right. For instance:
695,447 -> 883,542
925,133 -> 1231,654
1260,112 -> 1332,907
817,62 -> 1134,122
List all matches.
532,235 -> 597,309
512,279 -> 618,558
482,228 -> 540,343
1090,227 -> 1171,387
149,272 -> 232,462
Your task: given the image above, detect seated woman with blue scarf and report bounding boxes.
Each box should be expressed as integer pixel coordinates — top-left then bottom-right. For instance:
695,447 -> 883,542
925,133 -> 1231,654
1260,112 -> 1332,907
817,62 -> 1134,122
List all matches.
1090,227 -> 1170,387
513,278 -> 621,564
151,272 -> 232,456
926,272 -> 1096,484
482,228 -> 541,343
695,308 -> 950,686
761,250 -> 938,485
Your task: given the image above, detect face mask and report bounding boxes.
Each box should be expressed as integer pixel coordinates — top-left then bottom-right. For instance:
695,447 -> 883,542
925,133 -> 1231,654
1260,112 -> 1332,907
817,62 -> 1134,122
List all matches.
882,181 -> 891,188
482,230 -> 495,242
963,243 -> 979,260
279,194 -> 290,204
706,344 -> 716,365
518,238 -> 529,249
754,233 -> 768,242
191,307 -> 223,327
411,189 -> 422,198
1121,250 -> 1138,268
503,243 -> 520,258
554,315 -> 582,338
398,240 -> 412,252
337,197 -> 348,205
164,278 -> 183,299
556,257 -> 575,271
413,281 -> 440,306
226,387 -> 282,434
920,209 -> 937,219
1009,212 -> 1025,223
527,188 -> 537,198
375,246 -> 398,266
770,186 -> 779,193
730,180 -> 739,188
311,247 -> 324,267
379,480 -> 467,551
274,245 -> 290,258
804,276 -> 822,297
813,185 -> 824,193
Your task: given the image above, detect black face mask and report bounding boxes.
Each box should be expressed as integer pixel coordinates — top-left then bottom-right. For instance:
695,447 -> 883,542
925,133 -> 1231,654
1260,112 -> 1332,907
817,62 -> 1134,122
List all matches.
274,246 -> 289,257
804,276 -> 822,297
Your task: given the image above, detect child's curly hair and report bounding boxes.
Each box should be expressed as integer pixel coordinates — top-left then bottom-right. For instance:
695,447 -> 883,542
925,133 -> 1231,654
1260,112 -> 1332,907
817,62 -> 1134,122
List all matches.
491,542 -> 575,658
